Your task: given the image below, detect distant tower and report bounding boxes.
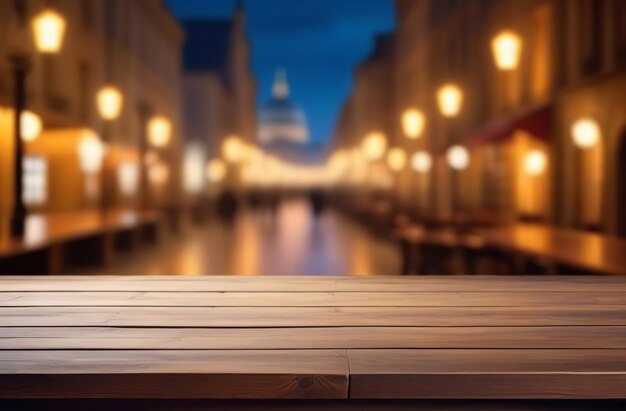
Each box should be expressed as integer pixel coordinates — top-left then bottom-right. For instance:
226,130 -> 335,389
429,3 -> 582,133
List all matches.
258,69 -> 309,144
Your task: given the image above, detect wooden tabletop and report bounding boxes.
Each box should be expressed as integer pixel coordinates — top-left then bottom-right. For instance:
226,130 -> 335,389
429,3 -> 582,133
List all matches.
1,275 -> 626,401
480,223 -> 626,275
0,210 -> 159,258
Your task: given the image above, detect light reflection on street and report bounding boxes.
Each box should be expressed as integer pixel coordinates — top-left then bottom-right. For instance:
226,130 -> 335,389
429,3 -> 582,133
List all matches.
77,199 -> 400,276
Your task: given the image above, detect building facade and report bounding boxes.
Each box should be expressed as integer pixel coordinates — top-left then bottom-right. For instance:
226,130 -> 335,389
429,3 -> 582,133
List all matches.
0,0 -> 184,220
333,0 -> 626,236
182,3 -> 256,195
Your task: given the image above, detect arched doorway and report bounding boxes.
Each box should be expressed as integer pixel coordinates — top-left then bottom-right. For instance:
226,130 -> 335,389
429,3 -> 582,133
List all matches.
617,131 -> 626,237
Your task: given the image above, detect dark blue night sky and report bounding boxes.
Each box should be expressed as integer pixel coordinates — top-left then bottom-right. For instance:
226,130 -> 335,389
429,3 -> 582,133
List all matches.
165,0 -> 396,144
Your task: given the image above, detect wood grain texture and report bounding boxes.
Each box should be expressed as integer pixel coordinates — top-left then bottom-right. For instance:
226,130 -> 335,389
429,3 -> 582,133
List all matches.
3,305 -> 626,327
1,326 -> 625,350
348,349 -> 626,399
2,275 -> 626,292
0,350 -> 349,399
3,290 -> 626,307
2,276 -> 626,401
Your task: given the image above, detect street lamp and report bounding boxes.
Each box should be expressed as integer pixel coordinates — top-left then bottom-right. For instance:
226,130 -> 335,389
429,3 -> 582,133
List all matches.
447,145 -> 470,214
148,115 -> 172,148
411,151 -> 432,174
20,110 -> 42,142
223,135 -> 244,164
447,145 -> 470,171
524,150 -> 547,176
96,86 -> 124,214
387,148 -> 407,172
362,131 -> 388,161
402,109 -> 426,139
31,8 -> 67,54
78,130 -> 106,202
491,30 -> 523,71
96,86 -> 124,121
437,84 -> 463,118
571,118 -> 600,149
8,1 -> 66,237
78,130 -> 106,174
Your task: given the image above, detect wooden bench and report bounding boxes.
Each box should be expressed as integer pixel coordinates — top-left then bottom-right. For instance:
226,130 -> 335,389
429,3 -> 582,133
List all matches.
0,276 -> 625,410
0,211 -> 160,275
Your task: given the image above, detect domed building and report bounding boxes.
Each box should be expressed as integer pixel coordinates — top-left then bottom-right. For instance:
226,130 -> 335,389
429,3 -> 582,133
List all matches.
258,69 -> 309,144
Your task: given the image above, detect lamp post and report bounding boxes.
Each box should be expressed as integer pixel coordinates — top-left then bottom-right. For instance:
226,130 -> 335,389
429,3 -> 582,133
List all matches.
436,83 -> 464,218
446,145 -> 470,215
8,1 -> 66,237
144,114 -> 172,210
96,86 -> 124,214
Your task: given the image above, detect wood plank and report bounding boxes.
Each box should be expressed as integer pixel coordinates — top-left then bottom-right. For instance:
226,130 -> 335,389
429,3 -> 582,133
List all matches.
0,350 -> 348,399
1,326 -> 625,350
2,276 -> 626,292
348,349 -> 626,399
3,291 -> 626,307
3,306 -> 626,327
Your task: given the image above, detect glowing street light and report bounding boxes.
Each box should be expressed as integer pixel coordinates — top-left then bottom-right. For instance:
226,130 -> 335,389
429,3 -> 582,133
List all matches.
361,131 -> 388,161
491,30 -> 523,71
9,4 -> 67,237
571,118 -> 600,149
411,151 -> 432,173
96,86 -> 124,120
32,9 -> 67,54
207,159 -> 227,183
77,130 -> 106,174
402,109 -> 426,139
223,135 -> 244,164
387,148 -> 407,172
147,116 -> 172,148
524,150 -> 547,176
437,84 -> 463,117
20,110 -> 42,142
447,145 -> 470,171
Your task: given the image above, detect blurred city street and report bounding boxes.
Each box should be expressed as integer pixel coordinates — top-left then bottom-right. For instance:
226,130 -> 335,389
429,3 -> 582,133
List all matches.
76,199 -> 400,276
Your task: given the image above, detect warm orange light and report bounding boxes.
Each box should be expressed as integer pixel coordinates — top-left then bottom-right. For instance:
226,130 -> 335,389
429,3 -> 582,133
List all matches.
223,135 -> 244,163
147,116 -> 172,148
402,109 -> 426,139
571,118 -> 600,149
361,131 -> 388,161
387,148 -> 407,172
411,151 -> 432,173
329,150 -> 350,176
524,150 -> 547,176
32,9 -> 66,53
20,110 -> 43,142
96,86 -> 124,120
437,84 -> 463,117
77,130 -> 106,173
149,163 -> 169,186
207,159 -> 227,183
492,30 -> 523,71
447,145 -> 470,171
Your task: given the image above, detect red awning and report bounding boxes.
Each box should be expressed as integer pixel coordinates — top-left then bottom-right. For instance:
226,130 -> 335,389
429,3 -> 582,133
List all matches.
464,104 -> 553,148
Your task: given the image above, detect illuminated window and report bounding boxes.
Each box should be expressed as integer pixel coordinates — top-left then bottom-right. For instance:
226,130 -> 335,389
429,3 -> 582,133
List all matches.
23,156 -> 48,206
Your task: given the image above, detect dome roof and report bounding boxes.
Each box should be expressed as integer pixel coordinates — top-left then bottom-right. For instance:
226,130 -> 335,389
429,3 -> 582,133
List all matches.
258,69 -> 309,144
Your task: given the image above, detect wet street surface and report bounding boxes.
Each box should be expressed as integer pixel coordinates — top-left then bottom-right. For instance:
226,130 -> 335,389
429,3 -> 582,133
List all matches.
77,199 -> 401,276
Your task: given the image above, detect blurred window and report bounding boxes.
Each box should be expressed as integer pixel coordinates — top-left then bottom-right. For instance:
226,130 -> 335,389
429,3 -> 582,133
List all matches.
23,156 -> 48,206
